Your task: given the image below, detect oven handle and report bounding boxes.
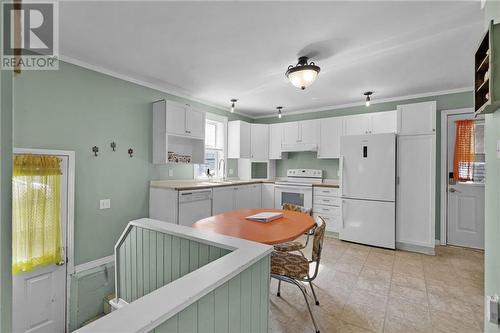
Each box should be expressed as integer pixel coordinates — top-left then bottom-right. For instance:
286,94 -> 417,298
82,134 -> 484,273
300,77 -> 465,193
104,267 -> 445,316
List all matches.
275,184 -> 313,191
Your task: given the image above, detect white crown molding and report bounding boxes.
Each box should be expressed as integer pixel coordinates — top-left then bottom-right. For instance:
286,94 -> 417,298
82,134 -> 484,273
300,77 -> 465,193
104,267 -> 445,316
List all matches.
58,55 -> 256,119
60,55 -> 472,121
251,87 -> 474,119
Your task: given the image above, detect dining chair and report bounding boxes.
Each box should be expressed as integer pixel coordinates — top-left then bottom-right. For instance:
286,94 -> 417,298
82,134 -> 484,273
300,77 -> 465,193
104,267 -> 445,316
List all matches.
271,216 -> 326,333
273,203 -> 313,253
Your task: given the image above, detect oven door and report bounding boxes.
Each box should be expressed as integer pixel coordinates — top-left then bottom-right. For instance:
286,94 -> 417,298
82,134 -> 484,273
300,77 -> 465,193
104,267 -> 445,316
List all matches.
274,184 -> 313,209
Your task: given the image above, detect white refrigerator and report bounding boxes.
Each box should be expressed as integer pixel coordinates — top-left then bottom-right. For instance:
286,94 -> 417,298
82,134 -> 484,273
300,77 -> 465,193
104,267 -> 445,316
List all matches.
339,133 -> 396,249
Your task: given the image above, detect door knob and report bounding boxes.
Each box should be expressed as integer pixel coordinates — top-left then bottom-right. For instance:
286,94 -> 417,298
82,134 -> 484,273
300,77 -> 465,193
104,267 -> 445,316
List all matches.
56,260 -> 65,266
449,188 -> 459,193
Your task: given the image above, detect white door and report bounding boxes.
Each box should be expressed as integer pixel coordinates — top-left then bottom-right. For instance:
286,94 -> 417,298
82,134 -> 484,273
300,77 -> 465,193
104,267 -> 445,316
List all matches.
340,134 -> 396,201
250,124 -> 269,160
343,114 -> 371,135
282,122 -> 299,146
300,120 -> 319,145
166,101 -> 187,136
212,187 -> 235,215
269,124 -> 284,160
396,134 -> 436,248
371,111 -> 397,134
13,154 -> 69,333
340,198 -> 395,249
397,101 -> 436,135
448,184 -> 485,249
185,108 -> 204,139
318,117 -> 342,159
446,113 -> 485,249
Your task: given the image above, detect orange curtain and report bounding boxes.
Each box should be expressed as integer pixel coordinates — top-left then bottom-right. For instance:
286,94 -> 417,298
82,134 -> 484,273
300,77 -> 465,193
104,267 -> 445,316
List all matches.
453,120 -> 475,181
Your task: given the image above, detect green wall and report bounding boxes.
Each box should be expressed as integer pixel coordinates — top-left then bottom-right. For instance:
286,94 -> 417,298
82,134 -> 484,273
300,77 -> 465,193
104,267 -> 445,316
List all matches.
13,61 -> 250,266
257,91 -> 474,239
484,2 -> 500,332
0,57 -> 13,333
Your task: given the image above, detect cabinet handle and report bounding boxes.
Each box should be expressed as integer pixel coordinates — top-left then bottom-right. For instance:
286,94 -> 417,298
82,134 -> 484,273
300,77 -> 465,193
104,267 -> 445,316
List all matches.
185,130 -> 191,134
432,129 -> 436,132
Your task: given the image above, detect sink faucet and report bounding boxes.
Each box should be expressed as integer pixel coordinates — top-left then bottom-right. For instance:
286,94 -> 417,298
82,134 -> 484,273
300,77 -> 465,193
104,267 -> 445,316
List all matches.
218,158 -> 226,181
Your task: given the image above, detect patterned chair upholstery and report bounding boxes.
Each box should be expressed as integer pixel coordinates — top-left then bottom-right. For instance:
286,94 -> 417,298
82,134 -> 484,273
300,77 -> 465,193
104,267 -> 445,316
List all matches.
271,217 -> 326,333
273,203 -> 313,253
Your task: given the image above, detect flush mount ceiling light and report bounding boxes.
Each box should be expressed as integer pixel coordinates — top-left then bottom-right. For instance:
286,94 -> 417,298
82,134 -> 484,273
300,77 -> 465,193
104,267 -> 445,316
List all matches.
364,91 -> 373,107
230,99 -> 237,113
285,56 -> 320,90
276,106 -> 283,119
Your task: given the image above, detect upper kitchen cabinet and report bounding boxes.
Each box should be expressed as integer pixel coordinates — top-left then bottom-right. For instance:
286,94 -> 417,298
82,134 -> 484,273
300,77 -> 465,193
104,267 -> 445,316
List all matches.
250,123 -> 269,160
269,123 -> 287,160
165,100 -> 204,139
397,101 -> 436,135
343,114 -> 371,135
152,99 -> 205,164
228,120 -> 251,159
475,20 -> 500,115
282,119 -> 319,151
343,111 -> 397,136
318,117 -> 342,159
371,111 -> 397,134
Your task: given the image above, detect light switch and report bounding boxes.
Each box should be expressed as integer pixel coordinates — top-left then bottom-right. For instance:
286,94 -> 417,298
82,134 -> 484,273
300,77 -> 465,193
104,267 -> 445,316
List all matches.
489,294 -> 499,324
229,168 -> 234,175
99,199 -> 111,210
168,168 -> 173,177
497,140 -> 500,159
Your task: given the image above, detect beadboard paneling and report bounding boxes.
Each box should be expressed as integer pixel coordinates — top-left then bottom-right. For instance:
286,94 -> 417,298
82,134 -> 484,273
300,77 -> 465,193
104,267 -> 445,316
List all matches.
117,226 -> 231,303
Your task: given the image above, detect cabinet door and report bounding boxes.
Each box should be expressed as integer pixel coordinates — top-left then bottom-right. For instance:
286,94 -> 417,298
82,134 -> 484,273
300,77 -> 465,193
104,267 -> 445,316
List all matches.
343,114 -> 371,135
228,121 -> 251,158
250,124 -> 269,160
396,135 -> 435,248
371,111 -> 397,134
212,187 -> 235,215
234,185 -> 252,210
318,117 -> 342,158
397,101 -> 436,135
185,108 -> 204,139
261,183 -> 275,208
300,119 -> 319,144
269,124 -> 284,159
166,101 -> 186,136
282,122 -> 300,146
248,183 -> 262,208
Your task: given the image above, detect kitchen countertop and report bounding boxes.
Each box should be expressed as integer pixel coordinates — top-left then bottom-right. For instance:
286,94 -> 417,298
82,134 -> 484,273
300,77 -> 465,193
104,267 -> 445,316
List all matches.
150,179 -> 339,190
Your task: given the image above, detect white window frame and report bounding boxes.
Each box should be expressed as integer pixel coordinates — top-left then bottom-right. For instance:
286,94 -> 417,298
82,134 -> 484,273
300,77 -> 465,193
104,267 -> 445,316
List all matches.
194,113 -> 228,180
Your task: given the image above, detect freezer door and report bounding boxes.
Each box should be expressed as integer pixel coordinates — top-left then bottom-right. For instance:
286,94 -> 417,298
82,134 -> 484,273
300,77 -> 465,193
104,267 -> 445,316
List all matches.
339,198 -> 395,249
340,133 -> 396,201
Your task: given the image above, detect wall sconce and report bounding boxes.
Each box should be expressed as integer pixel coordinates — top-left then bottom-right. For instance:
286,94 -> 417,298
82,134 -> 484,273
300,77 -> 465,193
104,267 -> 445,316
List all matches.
128,148 -> 134,158
110,142 -> 117,152
92,146 -> 99,157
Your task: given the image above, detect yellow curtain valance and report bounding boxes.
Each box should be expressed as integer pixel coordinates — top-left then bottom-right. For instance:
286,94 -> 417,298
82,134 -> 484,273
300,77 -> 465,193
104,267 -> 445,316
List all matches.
13,154 -> 62,177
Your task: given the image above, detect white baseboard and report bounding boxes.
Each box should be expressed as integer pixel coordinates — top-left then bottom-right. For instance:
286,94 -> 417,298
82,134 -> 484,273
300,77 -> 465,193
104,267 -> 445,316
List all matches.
396,242 -> 435,255
435,239 -> 441,246
73,255 -> 115,274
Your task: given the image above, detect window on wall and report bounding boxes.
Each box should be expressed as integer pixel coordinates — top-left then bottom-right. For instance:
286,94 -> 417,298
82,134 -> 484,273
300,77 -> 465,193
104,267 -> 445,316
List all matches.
194,117 -> 226,179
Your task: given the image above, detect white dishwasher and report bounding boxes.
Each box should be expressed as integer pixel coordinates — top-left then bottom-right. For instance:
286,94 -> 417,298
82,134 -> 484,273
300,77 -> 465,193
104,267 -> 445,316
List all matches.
178,189 -> 213,227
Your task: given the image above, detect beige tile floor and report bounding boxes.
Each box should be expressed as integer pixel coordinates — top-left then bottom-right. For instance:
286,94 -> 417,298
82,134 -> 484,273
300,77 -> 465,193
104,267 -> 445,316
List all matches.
270,237 -> 484,333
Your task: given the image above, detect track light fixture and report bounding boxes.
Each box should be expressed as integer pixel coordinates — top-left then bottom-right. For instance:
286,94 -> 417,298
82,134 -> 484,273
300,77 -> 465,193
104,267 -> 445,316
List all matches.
364,91 -> 373,107
230,99 -> 237,113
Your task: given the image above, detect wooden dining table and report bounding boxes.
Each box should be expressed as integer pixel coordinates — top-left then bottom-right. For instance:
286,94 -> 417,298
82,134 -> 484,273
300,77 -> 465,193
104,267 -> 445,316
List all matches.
192,208 -> 316,245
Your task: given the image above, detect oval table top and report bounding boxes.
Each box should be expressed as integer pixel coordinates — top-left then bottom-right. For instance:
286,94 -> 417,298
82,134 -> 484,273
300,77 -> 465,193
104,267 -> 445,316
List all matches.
192,208 -> 315,245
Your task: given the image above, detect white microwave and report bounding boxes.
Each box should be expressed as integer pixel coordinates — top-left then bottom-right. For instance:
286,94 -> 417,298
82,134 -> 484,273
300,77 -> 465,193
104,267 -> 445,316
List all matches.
274,183 -> 313,209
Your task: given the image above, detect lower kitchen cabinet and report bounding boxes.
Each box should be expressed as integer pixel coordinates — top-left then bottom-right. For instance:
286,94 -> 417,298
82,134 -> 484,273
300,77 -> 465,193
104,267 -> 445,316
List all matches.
313,187 -> 341,233
261,183 -> 275,208
213,184 -> 262,214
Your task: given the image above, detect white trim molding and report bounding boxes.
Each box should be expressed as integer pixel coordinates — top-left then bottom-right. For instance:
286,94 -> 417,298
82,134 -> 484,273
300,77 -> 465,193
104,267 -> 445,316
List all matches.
439,108 -> 475,246
73,255 -> 115,274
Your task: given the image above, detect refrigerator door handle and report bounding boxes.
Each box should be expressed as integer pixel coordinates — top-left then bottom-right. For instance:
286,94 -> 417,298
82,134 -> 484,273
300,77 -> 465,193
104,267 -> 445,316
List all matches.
339,155 -> 344,197
341,199 -> 345,229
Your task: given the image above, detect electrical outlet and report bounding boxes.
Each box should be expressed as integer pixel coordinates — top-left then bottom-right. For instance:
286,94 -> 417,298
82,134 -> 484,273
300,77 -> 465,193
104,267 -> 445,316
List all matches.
229,168 -> 233,175
99,199 -> 111,210
168,168 -> 173,177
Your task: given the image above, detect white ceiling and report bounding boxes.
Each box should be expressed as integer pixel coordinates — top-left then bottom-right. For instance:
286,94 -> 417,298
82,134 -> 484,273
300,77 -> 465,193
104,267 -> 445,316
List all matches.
59,1 -> 483,117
